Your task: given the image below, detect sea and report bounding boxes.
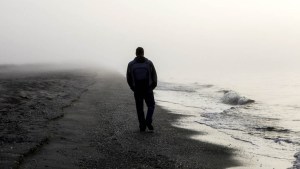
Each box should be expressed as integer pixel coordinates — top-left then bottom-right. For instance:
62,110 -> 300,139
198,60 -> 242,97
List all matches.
155,71 -> 300,168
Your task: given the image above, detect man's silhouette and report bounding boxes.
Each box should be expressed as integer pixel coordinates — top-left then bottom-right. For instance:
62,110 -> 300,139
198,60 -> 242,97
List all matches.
127,47 -> 157,132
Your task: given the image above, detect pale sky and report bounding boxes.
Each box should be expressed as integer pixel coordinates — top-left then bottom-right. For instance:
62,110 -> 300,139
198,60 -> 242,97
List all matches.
0,0 -> 299,80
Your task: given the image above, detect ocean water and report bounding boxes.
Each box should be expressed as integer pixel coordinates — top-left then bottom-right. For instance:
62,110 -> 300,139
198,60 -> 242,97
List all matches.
155,71 -> 300,168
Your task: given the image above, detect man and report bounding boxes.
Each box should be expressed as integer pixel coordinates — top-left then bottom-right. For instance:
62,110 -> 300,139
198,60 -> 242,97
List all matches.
126,47 -> 157,132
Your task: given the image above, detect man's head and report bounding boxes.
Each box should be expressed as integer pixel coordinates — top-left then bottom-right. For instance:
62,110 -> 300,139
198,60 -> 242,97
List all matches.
136,47 -> 144,57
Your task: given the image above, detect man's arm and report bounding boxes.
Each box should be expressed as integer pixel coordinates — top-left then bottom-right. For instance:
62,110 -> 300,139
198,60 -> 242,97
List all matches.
150,62 -> 157,90
126,63 -> 134,91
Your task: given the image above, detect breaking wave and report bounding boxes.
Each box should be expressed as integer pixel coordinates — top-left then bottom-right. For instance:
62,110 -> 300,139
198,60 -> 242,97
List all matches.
221,90 -> 255,105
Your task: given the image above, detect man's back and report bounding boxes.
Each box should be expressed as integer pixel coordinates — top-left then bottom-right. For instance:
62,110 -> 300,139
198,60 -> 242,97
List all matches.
127,56 -> 157,93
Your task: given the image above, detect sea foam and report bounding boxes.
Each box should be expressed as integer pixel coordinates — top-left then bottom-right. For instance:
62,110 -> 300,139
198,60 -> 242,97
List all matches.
292,152 -> 300,169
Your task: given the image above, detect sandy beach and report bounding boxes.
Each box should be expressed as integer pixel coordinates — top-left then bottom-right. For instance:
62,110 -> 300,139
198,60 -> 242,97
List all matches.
0,65 -> 239,169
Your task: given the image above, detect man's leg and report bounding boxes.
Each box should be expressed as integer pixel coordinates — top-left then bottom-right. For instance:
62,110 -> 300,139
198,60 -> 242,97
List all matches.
134,92 -> 146,131
145,90 -> 155,130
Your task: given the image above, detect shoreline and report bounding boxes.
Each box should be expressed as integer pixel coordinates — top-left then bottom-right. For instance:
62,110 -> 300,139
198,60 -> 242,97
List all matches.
155,81 -> 298,168
1,66 -> 240,169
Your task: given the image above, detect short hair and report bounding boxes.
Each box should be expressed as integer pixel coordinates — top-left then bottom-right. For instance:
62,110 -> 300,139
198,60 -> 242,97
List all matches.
136,47 -> 144,56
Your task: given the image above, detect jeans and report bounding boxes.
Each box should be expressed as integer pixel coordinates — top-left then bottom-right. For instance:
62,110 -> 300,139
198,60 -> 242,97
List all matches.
134,90 -> 155,129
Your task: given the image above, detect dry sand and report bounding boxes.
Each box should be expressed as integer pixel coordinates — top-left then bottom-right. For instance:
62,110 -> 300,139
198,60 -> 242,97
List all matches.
0,65 -> 240,169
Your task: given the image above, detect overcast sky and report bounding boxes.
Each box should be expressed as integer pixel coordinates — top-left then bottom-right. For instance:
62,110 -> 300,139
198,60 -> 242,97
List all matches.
0,0 -> 299,80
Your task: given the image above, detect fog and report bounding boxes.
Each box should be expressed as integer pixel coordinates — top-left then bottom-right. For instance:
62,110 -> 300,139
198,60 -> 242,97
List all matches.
1,0 -> 300,81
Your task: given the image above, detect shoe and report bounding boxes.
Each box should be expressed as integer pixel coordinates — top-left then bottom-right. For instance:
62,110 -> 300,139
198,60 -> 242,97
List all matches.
140,126 -> 146,132
147,124 -> 154,132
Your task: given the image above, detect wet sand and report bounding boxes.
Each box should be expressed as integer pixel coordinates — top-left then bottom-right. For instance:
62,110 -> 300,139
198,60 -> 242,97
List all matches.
0,65 -> 240,169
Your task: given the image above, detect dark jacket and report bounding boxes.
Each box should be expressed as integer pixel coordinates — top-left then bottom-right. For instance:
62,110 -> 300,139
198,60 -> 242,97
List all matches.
126,56 -> 157,91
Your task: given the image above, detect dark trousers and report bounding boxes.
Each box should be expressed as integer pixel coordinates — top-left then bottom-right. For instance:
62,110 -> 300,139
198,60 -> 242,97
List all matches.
134,90 -> 155,129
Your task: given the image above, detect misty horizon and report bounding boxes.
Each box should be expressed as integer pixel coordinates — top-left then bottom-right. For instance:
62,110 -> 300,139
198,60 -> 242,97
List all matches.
1,1 -> 300,81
